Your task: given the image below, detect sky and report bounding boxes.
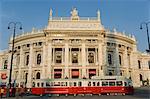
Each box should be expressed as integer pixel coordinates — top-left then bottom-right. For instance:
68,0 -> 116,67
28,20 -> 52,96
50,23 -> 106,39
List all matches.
0,0 -> 149,52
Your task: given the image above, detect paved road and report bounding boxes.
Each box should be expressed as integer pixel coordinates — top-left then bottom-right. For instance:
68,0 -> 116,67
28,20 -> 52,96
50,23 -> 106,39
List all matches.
2,87 -> 150,99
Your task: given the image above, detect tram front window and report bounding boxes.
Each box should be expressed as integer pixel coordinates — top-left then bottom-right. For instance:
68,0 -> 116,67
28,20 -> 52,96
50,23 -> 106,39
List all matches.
74,82 -> 77,86
46,82 -> 50,87
41,83 -> 44,87
78,82 -> 82,86
109,81 -> 115,86
102,81 -> 108,86
116,81 -> 123,86
124,82 -> 127,86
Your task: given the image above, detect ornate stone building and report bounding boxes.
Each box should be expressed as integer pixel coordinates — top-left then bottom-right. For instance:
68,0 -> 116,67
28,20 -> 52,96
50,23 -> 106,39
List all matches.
0,8 -> 150,87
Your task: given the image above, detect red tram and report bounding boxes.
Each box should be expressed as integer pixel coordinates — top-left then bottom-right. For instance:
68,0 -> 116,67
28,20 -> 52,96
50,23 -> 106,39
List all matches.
31,76 -> 134,96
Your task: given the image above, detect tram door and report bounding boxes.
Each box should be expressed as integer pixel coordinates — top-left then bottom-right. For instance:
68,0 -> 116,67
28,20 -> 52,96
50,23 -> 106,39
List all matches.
82,80 -> 88,93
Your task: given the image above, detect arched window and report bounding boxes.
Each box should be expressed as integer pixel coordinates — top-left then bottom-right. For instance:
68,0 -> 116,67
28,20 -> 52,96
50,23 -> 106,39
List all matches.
109,72 -> 112,76
108,54 -> 112,65
4,60 -> 8,69
72,52 -> 78,63
16,54 -> 20,66
119,55 -> 122,65
139,74 -> 143,81
37,54 -> 41,65
55,51 -> 62,63
26,55 -> 29,66
138,60 -> 141,69
36,72 -> 40,79
88,52 -> 94,63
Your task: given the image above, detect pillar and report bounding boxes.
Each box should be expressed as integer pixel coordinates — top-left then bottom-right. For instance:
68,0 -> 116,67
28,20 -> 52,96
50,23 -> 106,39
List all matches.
27,43 -> 33,88
41,42 -> 46,79
65,40 -> 69,78
47,41 -> 52,79
82,40 -> 86,78
98,42 -> 103,76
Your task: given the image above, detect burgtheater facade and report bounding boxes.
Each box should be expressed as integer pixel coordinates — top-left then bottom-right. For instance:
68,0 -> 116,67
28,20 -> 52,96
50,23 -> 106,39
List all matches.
0,8 -> 150,87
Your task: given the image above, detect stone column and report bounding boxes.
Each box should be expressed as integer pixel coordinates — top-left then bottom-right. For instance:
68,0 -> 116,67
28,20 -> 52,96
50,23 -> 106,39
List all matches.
82,40 -> 86,78
115,45 -> 120,75
86,48 -> 88,65
27,43 -> 33,88
98,42 -> 103,76
18,46 -> 23,86
47,41 -> 52,79
124,47 -> 129,78
62,48 -> 65,65
41,42 -> 46,79
52,48 -> 55,65
78,48 -> 81,65
95,48 -> 98,65
64,40 -> 69,78
69,48 -> 72,65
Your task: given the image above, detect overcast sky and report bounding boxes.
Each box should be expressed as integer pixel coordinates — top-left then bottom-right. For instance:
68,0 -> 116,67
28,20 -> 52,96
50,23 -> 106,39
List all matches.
0,0 -> 149,52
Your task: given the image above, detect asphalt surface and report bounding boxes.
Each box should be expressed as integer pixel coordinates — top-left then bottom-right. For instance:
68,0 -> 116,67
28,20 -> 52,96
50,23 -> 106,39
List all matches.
2,86 -> 150,99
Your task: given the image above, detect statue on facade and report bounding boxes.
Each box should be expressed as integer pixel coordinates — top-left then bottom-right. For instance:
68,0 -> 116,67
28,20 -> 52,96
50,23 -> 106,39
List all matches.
50,8 -> 53,17
71,7 -> 78,17
49,8 -> 53,20
71,7 -> 79,20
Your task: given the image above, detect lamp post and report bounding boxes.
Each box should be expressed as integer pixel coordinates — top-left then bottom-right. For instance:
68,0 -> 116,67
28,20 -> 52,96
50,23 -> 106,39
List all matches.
8,22 -> 22,96
140,21 -> 150,53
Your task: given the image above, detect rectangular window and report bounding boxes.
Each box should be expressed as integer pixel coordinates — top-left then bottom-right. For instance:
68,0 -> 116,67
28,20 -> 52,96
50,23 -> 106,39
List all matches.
148,61 -> 150,69
138,60 -> 141,69
109,82 -> 115,86
116,81 -> 123,86
124,82 -> 127,86
102,81 -> 108,86
78,82 -> 82,86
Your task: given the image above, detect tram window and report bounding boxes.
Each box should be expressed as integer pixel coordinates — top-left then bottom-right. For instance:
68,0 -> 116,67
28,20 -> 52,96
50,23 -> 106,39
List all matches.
88,82 -> 91,86
78,82 -> 82,86
74,82 -> 77,86
93,82 -> 96,86
116,81 -> 123,86
32,82 -> 35,87
37,83 -> 40,87
124,82 -> 127,86
97,82 -> 100,86
61,82 -> 64,86
51,82 -> 54,86
54,82 -> 60,86
128,82 -> 132,86
69,82 -> 72,86
102,81 -> 108,86
66,82 -> 68,86
109,82 -> 115,86
41,83 -> 44,87
46,82 -> 50,87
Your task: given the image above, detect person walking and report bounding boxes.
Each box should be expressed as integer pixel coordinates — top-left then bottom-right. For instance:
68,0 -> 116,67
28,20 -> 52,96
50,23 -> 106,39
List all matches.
16,87 -> 20,99
0,87 -> 4,98
20,86 -> 24,97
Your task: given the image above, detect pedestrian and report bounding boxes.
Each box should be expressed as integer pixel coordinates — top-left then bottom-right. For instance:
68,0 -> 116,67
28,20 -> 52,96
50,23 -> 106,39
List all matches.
0,87 -> 4,98
6,85 -> 9,98
16,87 -> 20,99
20,86 -> 24,97
12,87 -> 16,97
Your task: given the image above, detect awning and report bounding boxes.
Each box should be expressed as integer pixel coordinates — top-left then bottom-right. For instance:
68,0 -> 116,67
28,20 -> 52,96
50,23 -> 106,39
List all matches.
89,70 -> 96,74
54,71 -> 62,74
72,70 -> 79,76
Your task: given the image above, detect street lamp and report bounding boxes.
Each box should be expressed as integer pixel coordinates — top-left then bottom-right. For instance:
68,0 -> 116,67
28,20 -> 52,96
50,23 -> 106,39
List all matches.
8,22 -> 22,96
140,21 -> 150,53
